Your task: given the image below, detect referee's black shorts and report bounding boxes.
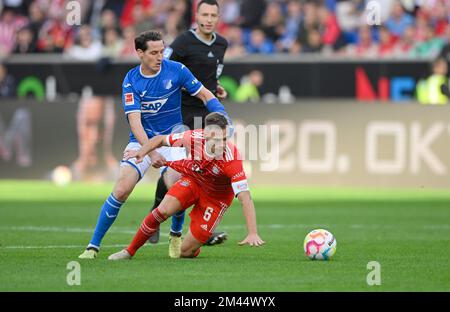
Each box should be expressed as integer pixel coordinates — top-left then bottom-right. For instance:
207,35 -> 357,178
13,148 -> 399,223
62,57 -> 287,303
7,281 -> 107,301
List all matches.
182,105 -> 210,130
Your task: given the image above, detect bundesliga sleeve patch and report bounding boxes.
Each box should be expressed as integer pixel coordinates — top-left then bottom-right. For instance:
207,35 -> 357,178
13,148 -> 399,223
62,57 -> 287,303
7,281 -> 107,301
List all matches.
124,93 -> 134,106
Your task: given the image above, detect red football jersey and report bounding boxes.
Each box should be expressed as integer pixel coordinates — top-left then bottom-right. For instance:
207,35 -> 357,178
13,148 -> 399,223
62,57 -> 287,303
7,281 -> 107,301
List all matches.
165,130 -> 249,198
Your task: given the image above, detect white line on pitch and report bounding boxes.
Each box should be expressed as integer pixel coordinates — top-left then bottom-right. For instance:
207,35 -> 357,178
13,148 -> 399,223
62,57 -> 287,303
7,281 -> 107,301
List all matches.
0,225 -> 169,236
2,242 -> 168,250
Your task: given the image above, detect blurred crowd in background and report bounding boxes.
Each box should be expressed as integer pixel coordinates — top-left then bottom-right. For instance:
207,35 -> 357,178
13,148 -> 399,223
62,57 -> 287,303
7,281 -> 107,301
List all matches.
0,0 -> 450,60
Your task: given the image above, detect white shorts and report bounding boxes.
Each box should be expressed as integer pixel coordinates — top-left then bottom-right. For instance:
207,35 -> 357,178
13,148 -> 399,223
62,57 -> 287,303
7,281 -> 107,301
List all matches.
120,142 -> 186,180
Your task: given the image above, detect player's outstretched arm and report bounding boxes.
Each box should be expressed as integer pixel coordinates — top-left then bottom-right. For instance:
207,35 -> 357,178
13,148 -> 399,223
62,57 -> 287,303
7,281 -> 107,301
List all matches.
124,135 -> 168,165
237,191 -> 265,247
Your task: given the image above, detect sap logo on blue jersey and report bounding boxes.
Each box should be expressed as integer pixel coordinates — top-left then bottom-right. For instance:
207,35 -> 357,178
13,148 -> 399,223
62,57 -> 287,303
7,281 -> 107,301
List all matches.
141,98 -> 169,113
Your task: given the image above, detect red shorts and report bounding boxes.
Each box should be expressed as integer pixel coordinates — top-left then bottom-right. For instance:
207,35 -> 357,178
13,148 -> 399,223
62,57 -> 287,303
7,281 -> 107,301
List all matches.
167,177 -> 234,244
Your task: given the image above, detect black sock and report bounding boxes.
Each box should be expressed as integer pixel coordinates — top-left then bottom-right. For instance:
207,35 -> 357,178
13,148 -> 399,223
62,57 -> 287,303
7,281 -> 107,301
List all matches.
170,231 -> 182,237
151,175 -> 168,211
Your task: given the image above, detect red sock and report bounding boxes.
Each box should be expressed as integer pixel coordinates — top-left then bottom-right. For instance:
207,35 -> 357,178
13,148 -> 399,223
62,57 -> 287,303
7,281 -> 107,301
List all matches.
126,208 -> 167,256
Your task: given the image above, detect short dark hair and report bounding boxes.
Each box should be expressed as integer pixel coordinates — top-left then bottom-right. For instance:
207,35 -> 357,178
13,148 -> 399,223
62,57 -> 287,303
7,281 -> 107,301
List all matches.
134,30 -> 163,52
197,0 -> 219,11
205,112 -> 228,129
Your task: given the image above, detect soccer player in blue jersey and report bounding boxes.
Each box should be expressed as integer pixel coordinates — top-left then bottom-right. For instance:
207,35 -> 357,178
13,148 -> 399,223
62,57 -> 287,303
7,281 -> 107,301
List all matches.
79,30 -> 231,259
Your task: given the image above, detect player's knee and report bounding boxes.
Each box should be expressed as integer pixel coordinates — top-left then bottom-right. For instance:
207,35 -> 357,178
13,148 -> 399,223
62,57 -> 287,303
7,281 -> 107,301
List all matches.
180,250 -> 195,258
180,246 -> 200,258
112,187 -> 132,202
157,205 -> 171,219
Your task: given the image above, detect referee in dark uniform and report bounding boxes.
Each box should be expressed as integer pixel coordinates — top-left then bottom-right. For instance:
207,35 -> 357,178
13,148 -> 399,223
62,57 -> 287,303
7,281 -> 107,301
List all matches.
168,0 -> 228,129
149,0 -> 229,245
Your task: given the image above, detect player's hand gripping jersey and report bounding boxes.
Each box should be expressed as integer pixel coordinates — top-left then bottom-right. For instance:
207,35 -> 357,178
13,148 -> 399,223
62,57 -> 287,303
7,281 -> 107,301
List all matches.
121,59 -> 203,142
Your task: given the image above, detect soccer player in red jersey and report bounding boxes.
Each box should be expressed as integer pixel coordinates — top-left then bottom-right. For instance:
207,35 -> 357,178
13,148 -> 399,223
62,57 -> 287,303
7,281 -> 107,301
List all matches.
108,113 -> 265,259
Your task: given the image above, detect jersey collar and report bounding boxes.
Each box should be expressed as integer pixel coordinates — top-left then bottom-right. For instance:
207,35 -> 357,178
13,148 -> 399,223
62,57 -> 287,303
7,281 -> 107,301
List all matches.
139,63 -> 162,79
190,29 -> 217,46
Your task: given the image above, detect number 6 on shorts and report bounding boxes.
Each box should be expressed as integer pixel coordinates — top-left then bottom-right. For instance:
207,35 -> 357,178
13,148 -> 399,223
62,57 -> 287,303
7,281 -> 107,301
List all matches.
203,207 -> 214,222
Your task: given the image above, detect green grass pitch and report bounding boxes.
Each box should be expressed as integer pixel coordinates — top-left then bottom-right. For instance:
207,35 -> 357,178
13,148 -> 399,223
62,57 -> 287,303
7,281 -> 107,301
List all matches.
0,181 -> 449,291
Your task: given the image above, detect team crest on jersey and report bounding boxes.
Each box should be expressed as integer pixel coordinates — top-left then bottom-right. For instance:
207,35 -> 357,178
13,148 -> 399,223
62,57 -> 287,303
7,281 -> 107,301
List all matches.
124,93 -> 134,106
164,79 -> 173,90
180,180 -> 190,187
212,165 -> 220,175
141,98 -> 169,113
191,164 -> 203,173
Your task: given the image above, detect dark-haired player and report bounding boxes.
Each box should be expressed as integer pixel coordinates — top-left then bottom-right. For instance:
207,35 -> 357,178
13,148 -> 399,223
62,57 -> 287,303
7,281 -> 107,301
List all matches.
108,113 -> 265,260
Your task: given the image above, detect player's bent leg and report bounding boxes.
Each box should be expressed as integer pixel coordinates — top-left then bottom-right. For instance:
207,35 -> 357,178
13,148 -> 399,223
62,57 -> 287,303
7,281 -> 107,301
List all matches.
180,230 -> 203,258
79,165 -> 140,259
122,195 -> 184,259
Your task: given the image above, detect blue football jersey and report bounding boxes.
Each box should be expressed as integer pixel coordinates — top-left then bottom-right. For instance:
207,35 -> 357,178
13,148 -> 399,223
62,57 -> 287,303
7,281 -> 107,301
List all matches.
121,59 -> 204,143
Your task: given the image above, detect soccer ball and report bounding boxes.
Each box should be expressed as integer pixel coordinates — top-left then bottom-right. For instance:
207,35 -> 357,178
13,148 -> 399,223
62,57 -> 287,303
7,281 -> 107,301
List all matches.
304,229 -> 337,260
